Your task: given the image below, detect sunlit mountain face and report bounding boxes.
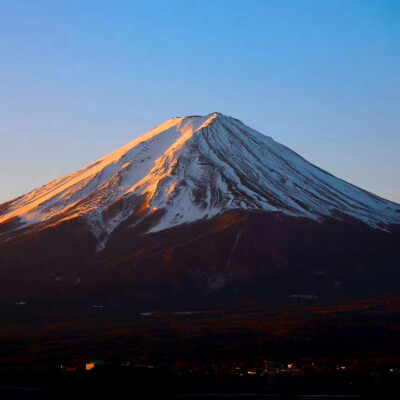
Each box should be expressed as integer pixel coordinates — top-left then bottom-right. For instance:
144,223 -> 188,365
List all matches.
0,113 -> 399,305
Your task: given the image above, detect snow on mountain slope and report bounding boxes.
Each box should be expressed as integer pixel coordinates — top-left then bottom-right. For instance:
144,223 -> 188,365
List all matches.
0,112 -> 399,250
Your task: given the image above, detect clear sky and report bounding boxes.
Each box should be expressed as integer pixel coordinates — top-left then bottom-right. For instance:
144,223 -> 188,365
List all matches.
0,0 -> 399,204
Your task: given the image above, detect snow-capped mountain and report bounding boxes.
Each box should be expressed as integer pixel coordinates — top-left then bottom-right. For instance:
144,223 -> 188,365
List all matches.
1,112 -> 400,305
1,112 -> 399,251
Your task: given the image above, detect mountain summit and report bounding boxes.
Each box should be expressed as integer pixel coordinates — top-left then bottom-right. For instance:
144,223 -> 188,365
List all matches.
1,113 -> 399,251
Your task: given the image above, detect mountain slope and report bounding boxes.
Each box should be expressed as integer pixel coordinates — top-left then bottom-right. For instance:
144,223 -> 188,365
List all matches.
1,112 -> 399,252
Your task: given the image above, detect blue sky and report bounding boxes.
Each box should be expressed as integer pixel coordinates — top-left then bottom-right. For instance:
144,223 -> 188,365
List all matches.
0,0 -> 399,203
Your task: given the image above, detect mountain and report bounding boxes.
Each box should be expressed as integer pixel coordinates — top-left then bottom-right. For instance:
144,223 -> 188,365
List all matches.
0,112 -> 399,305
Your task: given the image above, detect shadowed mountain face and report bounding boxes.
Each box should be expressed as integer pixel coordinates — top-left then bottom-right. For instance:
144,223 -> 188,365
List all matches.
0,113 -> 399,306
0,211 -> 399,307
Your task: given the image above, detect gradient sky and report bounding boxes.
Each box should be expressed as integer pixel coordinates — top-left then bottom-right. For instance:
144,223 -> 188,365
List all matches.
0,0 -> 399,204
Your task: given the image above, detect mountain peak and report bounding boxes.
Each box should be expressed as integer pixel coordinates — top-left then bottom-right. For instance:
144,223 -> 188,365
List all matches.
0,113 -> 399,251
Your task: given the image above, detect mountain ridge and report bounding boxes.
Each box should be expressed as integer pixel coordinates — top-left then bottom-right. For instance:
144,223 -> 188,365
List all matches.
0,112 -> 399,252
